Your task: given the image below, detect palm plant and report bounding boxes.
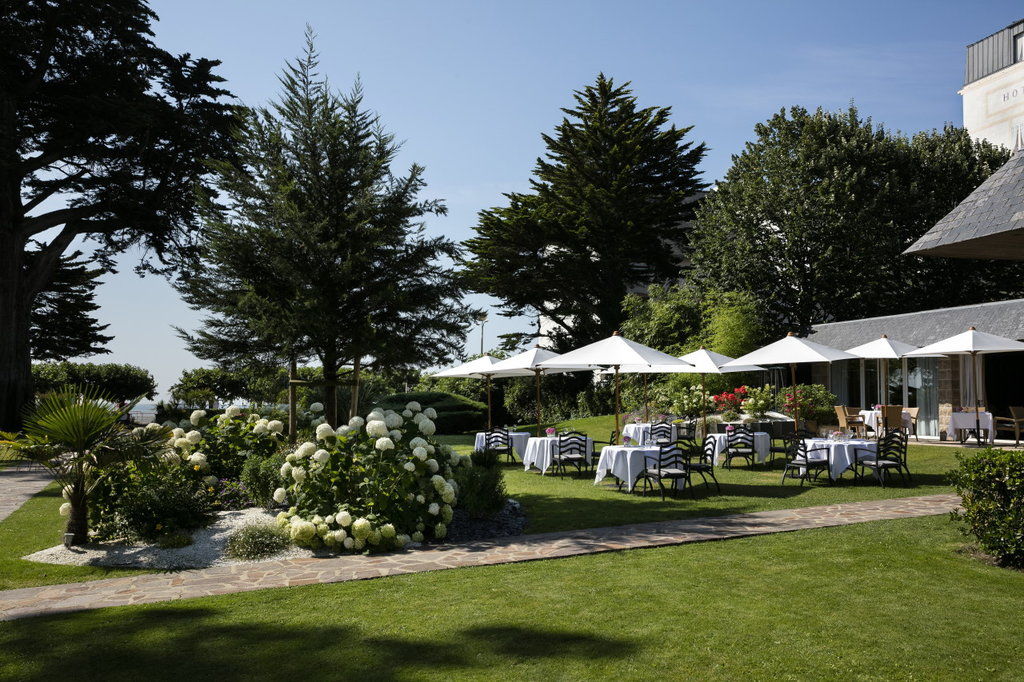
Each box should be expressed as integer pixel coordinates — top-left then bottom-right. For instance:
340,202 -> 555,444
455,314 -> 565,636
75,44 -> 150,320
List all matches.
0,385 -> 169,545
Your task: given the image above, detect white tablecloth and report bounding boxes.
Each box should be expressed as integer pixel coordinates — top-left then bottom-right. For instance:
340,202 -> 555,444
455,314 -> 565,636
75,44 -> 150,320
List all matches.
949,412 -> 994,443
803,438 -> 876,480
595,445 -> 687,490
474,431 -> 531,456
622,422 -> 677,446
858,410 -> 911,431
708,432 -> 771,466
523,436 -> 593,474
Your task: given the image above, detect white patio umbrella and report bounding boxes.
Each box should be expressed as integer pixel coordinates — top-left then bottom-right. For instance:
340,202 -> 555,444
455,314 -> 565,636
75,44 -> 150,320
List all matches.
906,327 -> 1024,446
678,348 -> 766,436
538,331 -> 692,441
723,333 -> 858,428
431,355 -> 501,429
487,346 -> 580,436
845,335 -> 922,419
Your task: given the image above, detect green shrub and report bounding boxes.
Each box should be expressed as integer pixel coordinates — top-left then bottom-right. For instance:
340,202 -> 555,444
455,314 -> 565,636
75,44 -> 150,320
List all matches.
454,450 -> 507,519
780,383 -> 837,426
241,451 -> 288,509
377,391 -> 487,434
949,448 -> 1024,568
91,462 -> 214,542
225,523 -> 291,560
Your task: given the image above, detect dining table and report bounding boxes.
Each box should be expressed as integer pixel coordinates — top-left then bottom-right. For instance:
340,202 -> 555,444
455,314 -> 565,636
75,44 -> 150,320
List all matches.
594,444 -> 686,490
802,437 -> 877,480
706,431 -> 772,466
523,436 -> 593,474
858,409 -> 911,431
473,431 -> 531,457
621,422 -> 677,446
949,411 -> 994,443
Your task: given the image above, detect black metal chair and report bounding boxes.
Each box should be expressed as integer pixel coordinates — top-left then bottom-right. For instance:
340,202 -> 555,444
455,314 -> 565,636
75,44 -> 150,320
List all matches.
636,443 -> 691,500
649,421 -> 674,445
676,420 -> 696,442
552,431 -> 589,477
854,429 -> 910,487
590,430 -> 617,472
767,421 -> 799,468
722,426 -> 756,469
780,433 -> 832,486
686,436 -> 721,494
484,428 -> 515,464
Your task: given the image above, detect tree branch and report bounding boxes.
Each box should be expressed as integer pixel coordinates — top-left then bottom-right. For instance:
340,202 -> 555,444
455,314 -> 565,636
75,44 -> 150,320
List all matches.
22,206 -> 98,237
24,225 -> 78,298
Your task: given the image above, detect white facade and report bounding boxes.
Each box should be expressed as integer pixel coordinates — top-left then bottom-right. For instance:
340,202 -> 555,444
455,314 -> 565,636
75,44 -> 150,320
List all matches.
961,60 -> 1024,149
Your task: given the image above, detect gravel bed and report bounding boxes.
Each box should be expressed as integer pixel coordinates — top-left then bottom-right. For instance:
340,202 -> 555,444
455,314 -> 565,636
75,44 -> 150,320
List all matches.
23,508 -> 319,570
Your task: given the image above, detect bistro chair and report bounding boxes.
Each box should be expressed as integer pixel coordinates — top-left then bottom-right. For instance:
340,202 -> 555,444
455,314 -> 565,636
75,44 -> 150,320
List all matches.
995,406 -> 1024,446
636,443 -> 691,500
591,430 -> 618,470
722,425 -> 756,469
853,429 -> 909,487
552,431 -> 589,477
903,407 -> 920,441
649,421 -> 674,445
767,421 -> 797,468
880,405 -> 906,433
835,406 -> 867,438
780,433 -> 831,486
676,420 -> 697,442
686,436 -> 721,494
484,428 -> 515,464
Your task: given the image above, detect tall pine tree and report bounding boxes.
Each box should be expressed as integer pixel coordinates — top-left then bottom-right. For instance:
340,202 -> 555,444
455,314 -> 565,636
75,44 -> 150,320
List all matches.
29,251 -> 113,361
463,74 -> 707,349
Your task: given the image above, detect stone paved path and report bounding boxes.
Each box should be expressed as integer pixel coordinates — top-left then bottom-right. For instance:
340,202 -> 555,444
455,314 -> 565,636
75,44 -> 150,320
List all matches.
0,467 -> 52,524
0,493 -> 959,621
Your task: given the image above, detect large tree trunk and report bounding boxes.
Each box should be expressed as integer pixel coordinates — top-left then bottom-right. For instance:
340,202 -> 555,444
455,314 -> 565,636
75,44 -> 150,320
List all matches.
0,234 -> 33,432
323,355 -> 338,428
349,356 -> 362,420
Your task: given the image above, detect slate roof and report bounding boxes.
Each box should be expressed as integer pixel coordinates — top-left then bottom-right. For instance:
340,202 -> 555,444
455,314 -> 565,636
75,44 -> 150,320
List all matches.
904,151 -> 1024,260
808,298 -> 1024,349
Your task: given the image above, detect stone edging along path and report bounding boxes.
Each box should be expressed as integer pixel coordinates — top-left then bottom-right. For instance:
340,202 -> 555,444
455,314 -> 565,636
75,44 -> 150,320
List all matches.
0,493 -> 960,621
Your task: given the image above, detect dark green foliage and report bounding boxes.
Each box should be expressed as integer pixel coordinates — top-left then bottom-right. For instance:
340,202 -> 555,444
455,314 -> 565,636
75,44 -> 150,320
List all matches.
690,107 -> 1024,336
91,463 -> 213,542
175,31 -> 473,427
225,523 -> 291,560
156,531 -> 193,549
377,391 -> 488,433
32,362 -> 157,402
453,451 -> 507,518
464,74 -> 707,350
501,374 -> 613,425
28,252 -> 113,361
0,0 -> 235,431
241,451 -> 288,509
949,448 -> 1024,568
213,480 -> 257,512
170,367 -> 284,408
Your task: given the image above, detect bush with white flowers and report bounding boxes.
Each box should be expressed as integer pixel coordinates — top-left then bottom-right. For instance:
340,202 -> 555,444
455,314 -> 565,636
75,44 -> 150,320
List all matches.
168,408 -> 286,480
274,401 -> 471,553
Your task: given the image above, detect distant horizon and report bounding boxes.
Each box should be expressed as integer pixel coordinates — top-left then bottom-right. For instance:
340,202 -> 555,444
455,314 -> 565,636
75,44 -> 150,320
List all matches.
50,0 -> 1022,399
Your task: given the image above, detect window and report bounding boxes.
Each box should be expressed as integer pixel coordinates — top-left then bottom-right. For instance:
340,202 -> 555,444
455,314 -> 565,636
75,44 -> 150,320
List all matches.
1016,33 -> 1024,63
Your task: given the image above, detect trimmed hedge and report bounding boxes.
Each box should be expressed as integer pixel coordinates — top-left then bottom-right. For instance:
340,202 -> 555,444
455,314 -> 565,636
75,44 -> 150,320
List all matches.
377,391 -> 487,434
949,447 -> 1024,568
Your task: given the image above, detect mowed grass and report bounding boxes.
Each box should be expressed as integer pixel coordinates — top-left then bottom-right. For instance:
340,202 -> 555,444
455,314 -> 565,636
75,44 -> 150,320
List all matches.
438,418 -> 960,534
1,515 -> 1022,680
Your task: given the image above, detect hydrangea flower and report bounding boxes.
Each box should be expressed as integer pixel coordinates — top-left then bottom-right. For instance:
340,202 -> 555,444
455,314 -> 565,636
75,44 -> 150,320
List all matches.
145,422 -> 163,432
382,413 -> 401,430
426,458 -> 439,473
375,437 -> 395,451
252,422 -> 269,435
441,504 -> 454,523
313,449 -> 330,465
434,523 -> 447,539
334,529 -> 347,543
411,531 -> 424,543
402,409 -> 413,418
173,437 -> 190,450
365,420 -> 389,437
295,442 -> 316,458
409,436 -> 427,448
189,410 -> 207,425
353,538 -> 365,550
273,488 -> 288,503
59,502 -> 72,517
412,446 -> 428,461
416,494 -> 425,504
185,430 -> 203,445
441,485 -> 455,504
268,420 -> 284,433
309,402 -> 324,413
290,520 -> 316,542
348,416 -> 365,429
406,401 -> 422,412
291,467 -> 306,483
367,529 -> 381,545
171,427 -> 185,438
423,408 -> 437,419
225,405 -> 242,418
428,502 -> 440,516
389,429 -> 402,441
403,461 -> 416,472
380,523 -> 396,539
188,452 -> 208,469
315,423 -> 335,441
352,517 -> 371,540
418,419 -> 436,436
412,412 -> 425,424
337,510 -> 352,527
343,536 -> 354,549
395,534 -> 410,547
335,425 -> 351,436
285,453 -> 297,464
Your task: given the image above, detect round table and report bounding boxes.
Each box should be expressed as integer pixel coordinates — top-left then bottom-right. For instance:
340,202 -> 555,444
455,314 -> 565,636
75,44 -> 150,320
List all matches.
706,432 -> 771,466
858,409 -> 911,431
594,445 -> 686,490
523,436 -> 593,474
621,423 -> 677,446
803,438 -> 876,480
949,411 -> 994,443
474,431 -> 531,456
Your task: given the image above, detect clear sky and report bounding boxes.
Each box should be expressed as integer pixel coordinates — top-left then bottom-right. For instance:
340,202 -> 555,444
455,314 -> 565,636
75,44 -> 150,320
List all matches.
77,0 -> 1022,398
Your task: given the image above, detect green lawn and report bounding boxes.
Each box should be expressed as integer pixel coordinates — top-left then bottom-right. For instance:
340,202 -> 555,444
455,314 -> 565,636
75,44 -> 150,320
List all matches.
1,515 -> 1021,680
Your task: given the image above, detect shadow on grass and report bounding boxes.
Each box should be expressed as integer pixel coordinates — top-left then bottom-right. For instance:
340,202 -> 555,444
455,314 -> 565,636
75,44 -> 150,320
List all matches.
0,607 -> 638,680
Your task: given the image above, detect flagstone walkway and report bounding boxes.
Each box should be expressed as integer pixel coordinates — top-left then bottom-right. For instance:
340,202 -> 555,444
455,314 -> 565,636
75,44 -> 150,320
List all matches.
0,493 -> 959,621
0,467 -> 52,524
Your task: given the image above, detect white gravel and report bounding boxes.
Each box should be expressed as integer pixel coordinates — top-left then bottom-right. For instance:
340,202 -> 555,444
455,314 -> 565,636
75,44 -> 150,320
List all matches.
24,507 -> 321,570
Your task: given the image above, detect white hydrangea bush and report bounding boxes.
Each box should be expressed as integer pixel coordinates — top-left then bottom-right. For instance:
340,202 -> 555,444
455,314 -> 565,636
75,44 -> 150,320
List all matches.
274,401 -> 470,553
166,406 -> 286,480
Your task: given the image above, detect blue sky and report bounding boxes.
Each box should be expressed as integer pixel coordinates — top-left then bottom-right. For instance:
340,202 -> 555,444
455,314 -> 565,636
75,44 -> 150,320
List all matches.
77,0 -> 1021,397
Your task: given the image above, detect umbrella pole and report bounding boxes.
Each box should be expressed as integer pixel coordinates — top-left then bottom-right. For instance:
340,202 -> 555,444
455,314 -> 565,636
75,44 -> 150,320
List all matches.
701,373 -> 708,440
973,351 -> 982,447
614,365 -> 621,444
535,369 -> 542,438
486,374 -> 492,430
790,363 -> 799,431
643,374 -> 649,423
